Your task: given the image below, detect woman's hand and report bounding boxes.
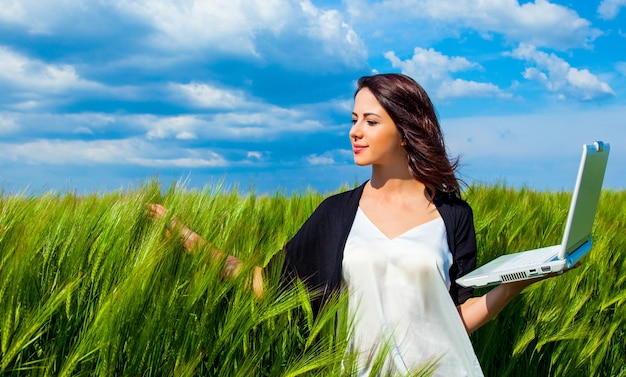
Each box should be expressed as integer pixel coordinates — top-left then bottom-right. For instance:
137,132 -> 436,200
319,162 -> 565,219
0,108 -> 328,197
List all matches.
147,203 -> 168,220
146,203 -> 197,251
459,262 -> 582,334
500,261 -> 582,295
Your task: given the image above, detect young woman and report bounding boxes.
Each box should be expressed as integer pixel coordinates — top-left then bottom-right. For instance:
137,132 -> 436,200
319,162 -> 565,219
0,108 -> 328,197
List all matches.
149,73 -> 556,376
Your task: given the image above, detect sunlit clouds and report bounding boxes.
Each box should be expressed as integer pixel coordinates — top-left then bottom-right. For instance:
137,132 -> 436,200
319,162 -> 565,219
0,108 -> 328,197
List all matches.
0,0 -> 623,193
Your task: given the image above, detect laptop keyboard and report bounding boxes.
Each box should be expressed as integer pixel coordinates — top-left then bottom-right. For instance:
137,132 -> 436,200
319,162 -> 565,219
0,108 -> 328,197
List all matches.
491,246 -> 560,272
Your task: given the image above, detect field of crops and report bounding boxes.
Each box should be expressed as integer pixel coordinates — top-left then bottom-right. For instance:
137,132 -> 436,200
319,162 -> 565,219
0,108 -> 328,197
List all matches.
1,181 -> 624,376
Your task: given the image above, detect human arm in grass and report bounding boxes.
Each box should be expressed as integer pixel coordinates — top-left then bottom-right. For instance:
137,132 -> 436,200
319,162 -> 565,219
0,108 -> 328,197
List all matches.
147,204 -> 265,298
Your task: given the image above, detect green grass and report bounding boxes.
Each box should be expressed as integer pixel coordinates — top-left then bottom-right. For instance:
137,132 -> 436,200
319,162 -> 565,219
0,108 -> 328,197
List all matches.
0,181 -> 624,376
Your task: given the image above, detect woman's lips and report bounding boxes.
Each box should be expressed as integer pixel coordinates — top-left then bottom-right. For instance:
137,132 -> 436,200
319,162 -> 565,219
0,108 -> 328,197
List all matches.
352,145 -> 366,154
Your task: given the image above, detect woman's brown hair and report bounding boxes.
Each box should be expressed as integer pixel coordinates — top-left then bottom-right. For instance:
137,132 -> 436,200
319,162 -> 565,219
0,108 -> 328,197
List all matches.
356,73 -> 461,197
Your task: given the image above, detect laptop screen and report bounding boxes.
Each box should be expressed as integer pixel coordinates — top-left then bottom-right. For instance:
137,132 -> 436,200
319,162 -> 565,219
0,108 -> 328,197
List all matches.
561,142 -> 610,255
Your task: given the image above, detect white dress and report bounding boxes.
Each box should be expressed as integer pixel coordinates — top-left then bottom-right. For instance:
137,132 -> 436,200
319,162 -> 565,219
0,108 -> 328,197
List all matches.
342,208 -> 484,376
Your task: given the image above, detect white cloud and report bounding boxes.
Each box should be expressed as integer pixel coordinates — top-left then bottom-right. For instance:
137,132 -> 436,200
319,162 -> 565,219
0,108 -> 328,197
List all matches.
0,47 -> 101,93
0,1 -> 26,25
306,149 -> 352,165
307,154 -> 335,165
437,79 -> 505,99
1,104 -> 330,147
385,47 -> 507,99
111,0 -> 366,66
0,0 -> 277,49
299,0 -> 367,67
112,0 -> 285,55
130,156 -> 226,168
143,115 -> 202,140
175,131 -> 197,140
0,138 -> 227,168
0,0 -> 70,34
73,126 -> 95,135
347,0 -> 600,49
0,0 -> 366,70
0,112 -> 120,138
134,105 -> 327,141
598,0 -> 626,19
0,139 -> 137,165
211,108 -> 326,135
9,101 -> 42,111
0,0 -> 367,77
169,82 -> 250,110
0,115 -> 19,135
509,44 -> 615,101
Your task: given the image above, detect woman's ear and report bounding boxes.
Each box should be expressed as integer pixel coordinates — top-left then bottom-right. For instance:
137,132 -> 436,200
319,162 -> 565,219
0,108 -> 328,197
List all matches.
399,130 -> 407,147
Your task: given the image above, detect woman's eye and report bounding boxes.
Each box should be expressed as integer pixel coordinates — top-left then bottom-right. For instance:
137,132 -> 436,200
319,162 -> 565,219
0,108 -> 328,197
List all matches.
351,118 -> 357,124
366,120 -> 378,126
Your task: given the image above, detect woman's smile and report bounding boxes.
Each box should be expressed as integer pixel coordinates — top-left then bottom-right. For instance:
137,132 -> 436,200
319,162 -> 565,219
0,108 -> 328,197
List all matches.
352,144 -> 367,154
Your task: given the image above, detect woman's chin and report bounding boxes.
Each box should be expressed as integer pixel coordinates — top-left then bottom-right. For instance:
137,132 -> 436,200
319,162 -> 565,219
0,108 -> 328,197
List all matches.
353,160 -> 370,167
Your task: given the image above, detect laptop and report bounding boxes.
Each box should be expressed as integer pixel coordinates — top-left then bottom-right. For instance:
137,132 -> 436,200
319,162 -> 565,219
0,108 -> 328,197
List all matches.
456,141 -> 610,288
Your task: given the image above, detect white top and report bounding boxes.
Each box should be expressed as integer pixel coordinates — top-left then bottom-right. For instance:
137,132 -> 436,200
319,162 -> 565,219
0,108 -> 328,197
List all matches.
342,208 -> 484,376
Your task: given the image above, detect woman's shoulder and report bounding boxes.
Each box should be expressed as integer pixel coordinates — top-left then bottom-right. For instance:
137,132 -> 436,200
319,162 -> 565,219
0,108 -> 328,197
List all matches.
433,191 -> 475,233
434,191 -> 472,212
317,183 -> 365,209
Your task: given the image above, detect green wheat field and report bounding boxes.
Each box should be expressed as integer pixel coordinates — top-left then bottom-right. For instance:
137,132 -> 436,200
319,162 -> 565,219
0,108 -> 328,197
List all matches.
1,180 -> 624,376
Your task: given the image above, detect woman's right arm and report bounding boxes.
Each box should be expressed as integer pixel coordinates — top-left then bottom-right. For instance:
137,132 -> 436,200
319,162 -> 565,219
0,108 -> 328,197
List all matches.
147,204 -> 265,298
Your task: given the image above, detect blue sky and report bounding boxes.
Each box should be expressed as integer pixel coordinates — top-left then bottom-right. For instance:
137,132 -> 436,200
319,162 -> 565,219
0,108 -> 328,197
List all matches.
0,0 -> 624,195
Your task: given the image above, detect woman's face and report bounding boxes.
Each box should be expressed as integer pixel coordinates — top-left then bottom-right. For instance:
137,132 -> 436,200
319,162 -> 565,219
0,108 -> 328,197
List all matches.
350,88 -> 405,167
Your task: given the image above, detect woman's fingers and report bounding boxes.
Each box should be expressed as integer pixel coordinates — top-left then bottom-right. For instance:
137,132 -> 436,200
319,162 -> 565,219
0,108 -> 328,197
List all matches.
146,203 -> 168,220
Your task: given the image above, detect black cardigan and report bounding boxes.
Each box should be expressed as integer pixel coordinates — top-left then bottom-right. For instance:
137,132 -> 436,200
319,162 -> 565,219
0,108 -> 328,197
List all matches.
282,182 -> 477,311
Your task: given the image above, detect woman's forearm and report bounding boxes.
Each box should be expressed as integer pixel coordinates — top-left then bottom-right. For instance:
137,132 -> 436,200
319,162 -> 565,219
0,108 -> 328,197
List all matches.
149,204 -> 265,298
457,281 -> 528,334
169,217 -> 265,297
456,265 -> 575,334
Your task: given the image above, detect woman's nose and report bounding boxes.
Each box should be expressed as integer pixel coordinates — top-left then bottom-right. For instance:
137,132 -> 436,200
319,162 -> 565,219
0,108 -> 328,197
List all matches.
349,121 -> 362,140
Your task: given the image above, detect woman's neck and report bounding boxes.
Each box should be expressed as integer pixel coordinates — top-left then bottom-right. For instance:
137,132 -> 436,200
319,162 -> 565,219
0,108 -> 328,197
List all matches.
368,165 -> 426,199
